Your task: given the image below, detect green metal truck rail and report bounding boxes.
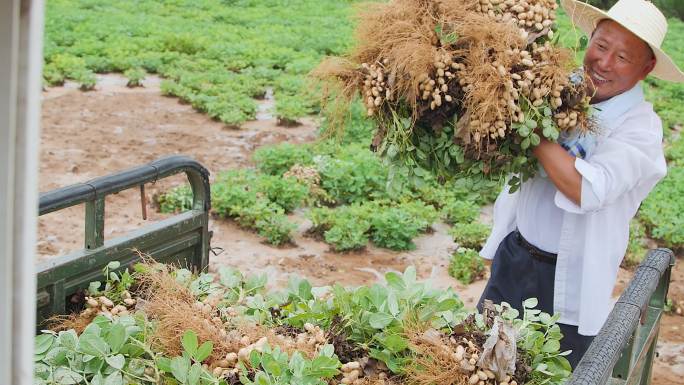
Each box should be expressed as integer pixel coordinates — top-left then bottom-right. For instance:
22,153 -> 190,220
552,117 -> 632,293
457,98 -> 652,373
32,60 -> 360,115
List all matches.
36,155 -> 211,327
569,248 -> 675,385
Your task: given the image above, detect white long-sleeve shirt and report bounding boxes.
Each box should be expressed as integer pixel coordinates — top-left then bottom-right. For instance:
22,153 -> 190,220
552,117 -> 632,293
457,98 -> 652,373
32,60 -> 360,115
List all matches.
480,83 -> 667,335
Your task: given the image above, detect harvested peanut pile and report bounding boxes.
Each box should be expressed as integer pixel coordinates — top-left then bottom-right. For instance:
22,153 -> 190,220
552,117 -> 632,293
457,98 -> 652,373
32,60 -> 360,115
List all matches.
315,0 -> 595,190
40,263 -> 570,385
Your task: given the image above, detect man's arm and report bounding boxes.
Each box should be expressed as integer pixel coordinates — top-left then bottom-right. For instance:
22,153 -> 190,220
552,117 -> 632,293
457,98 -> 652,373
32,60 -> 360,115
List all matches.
532,138 -> 582,205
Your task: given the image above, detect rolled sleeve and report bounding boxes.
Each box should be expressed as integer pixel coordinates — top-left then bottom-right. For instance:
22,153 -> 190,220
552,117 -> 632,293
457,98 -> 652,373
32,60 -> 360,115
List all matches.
575,158 -> 604,211
555,158 -> 603,213
555,113 -> 666,214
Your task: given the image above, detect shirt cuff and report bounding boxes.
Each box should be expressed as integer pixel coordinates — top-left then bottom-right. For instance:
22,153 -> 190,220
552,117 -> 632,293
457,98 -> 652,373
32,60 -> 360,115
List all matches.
554,158 -> 603,213
479,231 -> 505,260
479,241 -> 497,260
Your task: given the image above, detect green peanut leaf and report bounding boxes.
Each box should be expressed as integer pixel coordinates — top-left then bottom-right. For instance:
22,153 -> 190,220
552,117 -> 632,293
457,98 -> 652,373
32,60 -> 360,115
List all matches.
548,127 -> 560,140
385,271 -> 405,291
523,297 -> 539,309
188,363 -> 202,385
542,339 -> 561,353
107,323 -> 126,353
530,133 -> 541,146
181,330 -> 198,356
437,298 -> 461,312
84,357 -> 105,374
521,137 -> 531,150
289,352 -> 306,377
245,273 -> 268,293
369,312 -> 394,329
90,373 -> 105,385
53,367 -> 83,385
79,334 -> 110,358
35,334 -> 54,355
105,354 -> 126,370
170,356 -> 190,383
194,341 -> 214,363
381,334 -> 409,353
387,291 -> 400,316
58,330 -> 78,350
518,125 -> 531,137
157,357 -> 173,373
387,144 -> 399,159
45,346 -> 69,366
218,266 -> 243,288
309,355 -> 341,378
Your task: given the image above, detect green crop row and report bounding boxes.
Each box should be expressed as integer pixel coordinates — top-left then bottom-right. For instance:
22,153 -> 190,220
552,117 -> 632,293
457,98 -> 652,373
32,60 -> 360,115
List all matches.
158,124 -> 496,253
44,0 -> 355,125
212,170 -> 310,246
158,170 -> 308,246
449,247 -> 487,285
307,200 -> 439,252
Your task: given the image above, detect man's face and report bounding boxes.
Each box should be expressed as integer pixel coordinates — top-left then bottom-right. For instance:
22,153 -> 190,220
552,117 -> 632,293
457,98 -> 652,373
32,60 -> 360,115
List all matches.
583,20 -> 656,103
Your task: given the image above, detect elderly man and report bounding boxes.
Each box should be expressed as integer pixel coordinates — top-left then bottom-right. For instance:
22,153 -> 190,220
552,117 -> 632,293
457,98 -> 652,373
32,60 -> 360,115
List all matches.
477,0 -> 684,368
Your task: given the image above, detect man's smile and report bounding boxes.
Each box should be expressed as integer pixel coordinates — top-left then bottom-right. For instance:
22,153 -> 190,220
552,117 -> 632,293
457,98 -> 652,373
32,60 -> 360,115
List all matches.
587,69 -> 610,87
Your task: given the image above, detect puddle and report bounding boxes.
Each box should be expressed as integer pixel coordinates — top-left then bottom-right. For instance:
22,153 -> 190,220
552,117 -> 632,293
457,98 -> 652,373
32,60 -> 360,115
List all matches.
256,87 -> 275,121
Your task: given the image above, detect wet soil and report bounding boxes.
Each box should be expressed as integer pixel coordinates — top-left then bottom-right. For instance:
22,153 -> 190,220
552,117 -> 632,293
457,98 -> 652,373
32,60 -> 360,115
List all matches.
38,74 -> 683,384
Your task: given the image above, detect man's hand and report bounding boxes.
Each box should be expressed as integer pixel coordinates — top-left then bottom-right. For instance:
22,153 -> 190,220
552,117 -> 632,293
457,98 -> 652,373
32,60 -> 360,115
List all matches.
532,138 -> 582,206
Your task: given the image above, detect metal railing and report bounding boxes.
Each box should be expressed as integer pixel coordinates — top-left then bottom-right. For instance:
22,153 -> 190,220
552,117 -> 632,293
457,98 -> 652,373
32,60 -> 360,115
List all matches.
569,248 -> 675,385
35,155 -> 211,327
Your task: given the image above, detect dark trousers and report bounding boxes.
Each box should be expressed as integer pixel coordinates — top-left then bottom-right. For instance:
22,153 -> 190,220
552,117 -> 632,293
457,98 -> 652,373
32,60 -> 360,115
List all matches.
477,231 -> 594,369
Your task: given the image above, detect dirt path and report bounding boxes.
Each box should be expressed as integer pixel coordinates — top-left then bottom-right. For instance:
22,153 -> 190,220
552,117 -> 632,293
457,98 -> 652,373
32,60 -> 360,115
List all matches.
38,74 -> 683,383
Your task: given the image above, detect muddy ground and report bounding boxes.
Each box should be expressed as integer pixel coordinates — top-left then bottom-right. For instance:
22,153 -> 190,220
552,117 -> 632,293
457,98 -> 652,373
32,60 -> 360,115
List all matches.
38,74 -> 683,384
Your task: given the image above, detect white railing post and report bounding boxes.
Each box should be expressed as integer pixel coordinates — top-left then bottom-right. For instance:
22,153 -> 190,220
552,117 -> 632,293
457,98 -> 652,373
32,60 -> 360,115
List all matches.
0,1 -> 21,383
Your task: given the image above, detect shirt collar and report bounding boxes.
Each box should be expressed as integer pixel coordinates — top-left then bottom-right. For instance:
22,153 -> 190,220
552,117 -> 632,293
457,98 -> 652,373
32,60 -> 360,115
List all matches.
591,83 -> 645,131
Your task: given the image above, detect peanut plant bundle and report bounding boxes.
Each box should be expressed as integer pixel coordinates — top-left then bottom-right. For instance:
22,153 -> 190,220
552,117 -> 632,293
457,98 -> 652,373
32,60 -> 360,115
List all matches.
314,0 -> 595,190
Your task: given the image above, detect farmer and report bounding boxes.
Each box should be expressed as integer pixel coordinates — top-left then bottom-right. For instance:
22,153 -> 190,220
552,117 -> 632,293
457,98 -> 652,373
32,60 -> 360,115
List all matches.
478,0 -> 684,368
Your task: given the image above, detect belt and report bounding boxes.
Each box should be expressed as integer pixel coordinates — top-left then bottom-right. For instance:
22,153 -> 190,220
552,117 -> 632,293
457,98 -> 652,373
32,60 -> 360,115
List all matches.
514,230 -> 557,265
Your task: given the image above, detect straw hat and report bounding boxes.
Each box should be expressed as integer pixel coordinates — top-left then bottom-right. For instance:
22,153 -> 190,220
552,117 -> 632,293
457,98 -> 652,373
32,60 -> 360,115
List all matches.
561,0 -> 684,82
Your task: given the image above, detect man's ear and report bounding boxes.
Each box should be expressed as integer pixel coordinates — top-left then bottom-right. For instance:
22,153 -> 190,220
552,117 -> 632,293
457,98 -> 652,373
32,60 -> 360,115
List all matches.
640,57 -> 657,80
